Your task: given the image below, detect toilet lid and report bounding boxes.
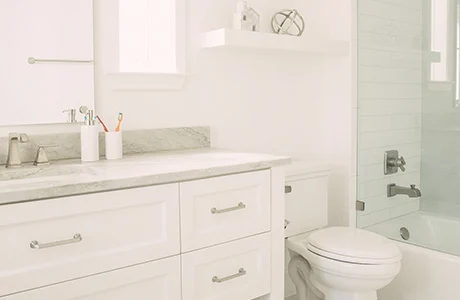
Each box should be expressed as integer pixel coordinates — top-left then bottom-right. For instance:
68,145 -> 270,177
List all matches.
306,227 -> 402,265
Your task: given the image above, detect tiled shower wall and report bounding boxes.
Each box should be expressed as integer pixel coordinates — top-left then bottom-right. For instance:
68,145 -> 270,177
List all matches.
357,0 -> 423,228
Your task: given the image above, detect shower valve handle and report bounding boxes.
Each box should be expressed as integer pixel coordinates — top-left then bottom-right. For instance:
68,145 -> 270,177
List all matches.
388,155 -> 406,172
397,156 -> 406,172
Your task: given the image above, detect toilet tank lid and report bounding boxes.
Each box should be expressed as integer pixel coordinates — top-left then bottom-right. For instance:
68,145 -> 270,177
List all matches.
283,160 -> 330,178
307,227 -> 402,264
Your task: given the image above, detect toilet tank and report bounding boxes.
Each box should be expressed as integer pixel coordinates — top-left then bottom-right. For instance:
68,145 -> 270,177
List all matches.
284,161 -> 330,238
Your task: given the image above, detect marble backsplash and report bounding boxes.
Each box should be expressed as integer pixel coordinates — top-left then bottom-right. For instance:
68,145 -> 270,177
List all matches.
0,127 -> 210,165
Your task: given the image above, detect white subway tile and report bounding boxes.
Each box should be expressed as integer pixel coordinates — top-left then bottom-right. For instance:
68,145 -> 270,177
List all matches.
359,15 -> 422,38
359,32 -> 422,52
359,0 -> 422,25
359,99 -> 422,115
377,0 -> 422,10
359,163 -> 386,182
390,170 -> 421,186
388,194 -> 419,208
360,114 -> 421,132
359,66 -> 422,84
360,115 -> 392,132
359,177 -> 391,199
359,83 -> 422,99
389,199 -> 420,218
358,209 -> 391,228
359,129 -> 421,149
389,114 -> 421,130
359,49 -> 422,69
358,194 -> 390,215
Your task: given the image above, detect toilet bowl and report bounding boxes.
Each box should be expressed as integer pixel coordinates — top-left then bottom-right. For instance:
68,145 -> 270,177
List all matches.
283,161 -> 402,300
286,227 -> 402,300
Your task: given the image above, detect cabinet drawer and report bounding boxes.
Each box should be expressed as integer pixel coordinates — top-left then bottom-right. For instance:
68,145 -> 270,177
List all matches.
4,255 -> 181,300
180,171 -> 271,252
0,184 -> 180,296
182,233 -> 271,300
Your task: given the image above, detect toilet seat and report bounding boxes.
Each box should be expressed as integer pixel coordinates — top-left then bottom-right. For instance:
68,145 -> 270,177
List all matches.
306,227 -> 402,265
307,244 -> 400,265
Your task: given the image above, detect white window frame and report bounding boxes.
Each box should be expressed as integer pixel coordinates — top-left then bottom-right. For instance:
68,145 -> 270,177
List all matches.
456,1 -> 460,106
427,0 -> 459,107
107,0 -> 186,91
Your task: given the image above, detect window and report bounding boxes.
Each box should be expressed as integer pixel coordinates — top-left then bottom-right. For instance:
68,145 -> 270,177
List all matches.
456,3 -> 460,105
119,0 -> 176,73
110,0 -> 186,90
430,0 -> 449,82
428,0 -> 459,106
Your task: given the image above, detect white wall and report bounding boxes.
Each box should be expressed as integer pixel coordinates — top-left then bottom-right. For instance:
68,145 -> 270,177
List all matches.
0,0 -> 356,226
357,0 -> 423,228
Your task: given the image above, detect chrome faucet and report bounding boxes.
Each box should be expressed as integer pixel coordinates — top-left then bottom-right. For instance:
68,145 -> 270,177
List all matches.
387,184 -> 421,198
6,133 -> 29,168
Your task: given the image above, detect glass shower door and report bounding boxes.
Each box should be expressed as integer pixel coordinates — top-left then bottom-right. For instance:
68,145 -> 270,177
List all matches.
356,0 -> 460,256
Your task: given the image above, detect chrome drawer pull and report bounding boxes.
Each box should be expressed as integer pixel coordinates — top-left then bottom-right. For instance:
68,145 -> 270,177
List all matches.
212,268 -> 247,283
30,234 -> 83,250
211,202 -> 246,214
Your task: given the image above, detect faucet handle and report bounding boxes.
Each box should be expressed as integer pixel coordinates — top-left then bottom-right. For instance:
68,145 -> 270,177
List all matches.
19,133 -> 29,143
410,184 -> 416,189
33,144 -> 59,166
38,144 -> 59,149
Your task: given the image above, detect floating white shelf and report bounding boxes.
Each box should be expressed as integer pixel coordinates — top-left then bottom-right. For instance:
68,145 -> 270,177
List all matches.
201,28 -> 350,56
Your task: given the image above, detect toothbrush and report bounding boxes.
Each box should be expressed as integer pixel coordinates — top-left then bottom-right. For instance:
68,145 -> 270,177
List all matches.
96,116 -> 109,132
115,113 -> 123,132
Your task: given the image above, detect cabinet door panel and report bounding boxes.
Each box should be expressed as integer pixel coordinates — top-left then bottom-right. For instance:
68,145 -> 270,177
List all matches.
4,256 -> 181,300
0,184 -> 180,296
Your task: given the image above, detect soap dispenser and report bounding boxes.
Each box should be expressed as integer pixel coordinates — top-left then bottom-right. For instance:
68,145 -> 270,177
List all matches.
233,0 -> 260,32
80,109 -> 100,162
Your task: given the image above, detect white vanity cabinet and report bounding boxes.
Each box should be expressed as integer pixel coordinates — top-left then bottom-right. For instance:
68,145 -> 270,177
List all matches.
0,169 -> 284,300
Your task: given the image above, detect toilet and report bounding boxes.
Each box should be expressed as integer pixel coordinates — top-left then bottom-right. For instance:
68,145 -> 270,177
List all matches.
284,162 -> 402,300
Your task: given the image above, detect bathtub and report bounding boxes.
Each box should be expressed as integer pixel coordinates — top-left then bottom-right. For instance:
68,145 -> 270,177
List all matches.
366,211 -> 460,300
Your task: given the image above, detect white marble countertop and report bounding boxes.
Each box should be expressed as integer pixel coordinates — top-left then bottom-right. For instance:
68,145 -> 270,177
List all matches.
0,148 -> 290,205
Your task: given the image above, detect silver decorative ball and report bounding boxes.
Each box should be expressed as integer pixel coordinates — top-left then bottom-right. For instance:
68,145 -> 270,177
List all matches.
271,9 -> 305,37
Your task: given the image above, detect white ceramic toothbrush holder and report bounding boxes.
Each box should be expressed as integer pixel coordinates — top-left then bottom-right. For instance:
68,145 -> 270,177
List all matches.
105,131 -> 123,160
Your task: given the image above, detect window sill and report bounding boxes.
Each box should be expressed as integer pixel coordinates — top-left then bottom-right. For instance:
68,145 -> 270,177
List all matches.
106,72 -> 187,91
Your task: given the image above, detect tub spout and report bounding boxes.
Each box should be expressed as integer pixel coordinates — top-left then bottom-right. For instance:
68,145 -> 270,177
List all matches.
388,184 -> 421,198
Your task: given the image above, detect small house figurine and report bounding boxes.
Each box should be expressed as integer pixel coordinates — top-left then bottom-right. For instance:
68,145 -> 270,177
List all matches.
233,0 -> 260,32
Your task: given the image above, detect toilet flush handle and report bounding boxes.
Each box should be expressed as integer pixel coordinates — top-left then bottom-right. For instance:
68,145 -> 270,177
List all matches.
284,219 -> 291,229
